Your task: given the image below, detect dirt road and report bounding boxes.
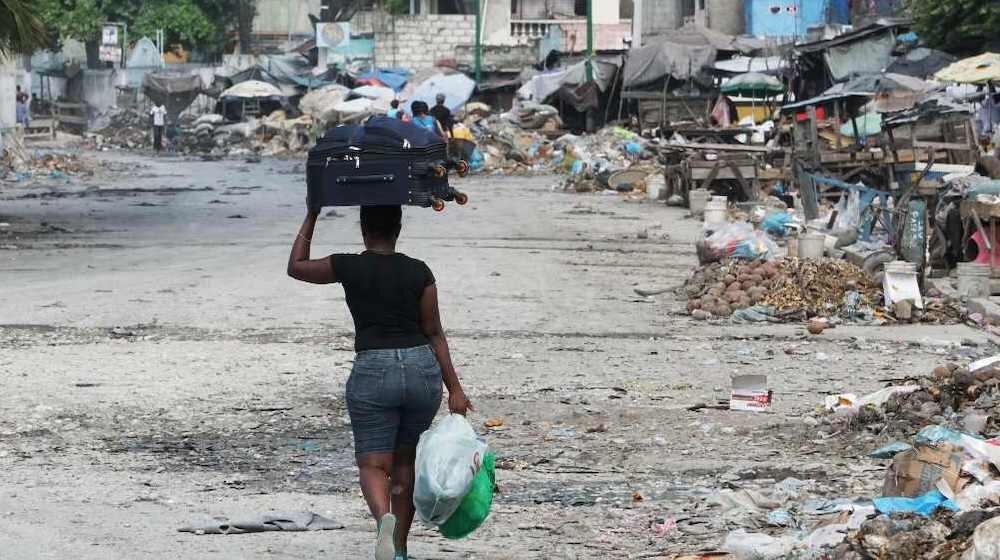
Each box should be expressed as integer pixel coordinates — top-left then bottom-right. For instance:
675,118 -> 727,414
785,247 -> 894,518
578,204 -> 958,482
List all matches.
1,152 -> 995,559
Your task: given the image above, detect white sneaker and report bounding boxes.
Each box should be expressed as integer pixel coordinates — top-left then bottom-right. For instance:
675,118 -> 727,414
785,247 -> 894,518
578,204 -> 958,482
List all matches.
375,513 -> 397,560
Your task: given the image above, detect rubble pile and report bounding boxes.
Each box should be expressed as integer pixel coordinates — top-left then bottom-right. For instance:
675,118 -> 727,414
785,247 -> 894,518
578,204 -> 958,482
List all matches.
786,356 -> 1000,559
90,108 -> 316,158
684,257 -> 879,320
92,108 -> 150,150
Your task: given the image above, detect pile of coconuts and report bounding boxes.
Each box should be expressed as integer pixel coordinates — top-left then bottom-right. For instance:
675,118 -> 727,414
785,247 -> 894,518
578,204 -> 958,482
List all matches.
685,260 -> 783,317
684,257 -> 880,319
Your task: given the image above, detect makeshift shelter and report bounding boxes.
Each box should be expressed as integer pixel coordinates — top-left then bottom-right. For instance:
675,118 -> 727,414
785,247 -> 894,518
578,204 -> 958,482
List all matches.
722,72 -> 785,124
299,84 -> 350,125
142,73 -> 202,118
621,24 -> 763,129
791,22 -> 907,99
355,69 -> 409,92
218,80 -> 287,121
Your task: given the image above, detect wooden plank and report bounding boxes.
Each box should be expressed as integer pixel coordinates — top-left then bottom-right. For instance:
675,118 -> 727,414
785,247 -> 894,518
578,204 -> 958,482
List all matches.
914,140 -> 975,151
668,142 -> 773,153
691,166 -> 757,180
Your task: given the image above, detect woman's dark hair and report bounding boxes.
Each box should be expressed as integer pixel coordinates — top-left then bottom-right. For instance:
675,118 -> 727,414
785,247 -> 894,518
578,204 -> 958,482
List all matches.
390,99 -> 399,109
410,100 -> 428,115
360,205 -> 402,240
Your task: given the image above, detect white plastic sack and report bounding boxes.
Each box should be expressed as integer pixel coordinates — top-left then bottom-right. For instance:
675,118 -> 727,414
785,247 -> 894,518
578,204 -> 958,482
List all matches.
414,414 -> 489,526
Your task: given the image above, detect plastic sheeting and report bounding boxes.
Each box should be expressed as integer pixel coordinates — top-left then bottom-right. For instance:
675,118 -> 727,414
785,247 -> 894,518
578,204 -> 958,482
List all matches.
887,48 -> 958,79
518,60 -> 617,103
824,32 -> 897,82
408,73 -> 476,113
624,40 -> 715,88
142,73 -> 202,116
355,69 -> 410,92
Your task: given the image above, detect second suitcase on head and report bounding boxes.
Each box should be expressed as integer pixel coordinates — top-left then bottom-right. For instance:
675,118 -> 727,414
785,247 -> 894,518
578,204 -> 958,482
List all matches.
305,116 -> 469,210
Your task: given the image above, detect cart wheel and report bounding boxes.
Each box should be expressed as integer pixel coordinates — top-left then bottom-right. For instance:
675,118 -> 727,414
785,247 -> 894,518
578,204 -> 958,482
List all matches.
431,198 -> 445,212
455,161 -> 470,176
433,165 -> 447,178
455,192 -> 468,205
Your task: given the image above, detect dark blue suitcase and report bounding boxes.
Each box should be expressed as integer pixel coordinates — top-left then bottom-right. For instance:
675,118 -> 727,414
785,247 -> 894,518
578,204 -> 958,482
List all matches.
306,117 -> 469,210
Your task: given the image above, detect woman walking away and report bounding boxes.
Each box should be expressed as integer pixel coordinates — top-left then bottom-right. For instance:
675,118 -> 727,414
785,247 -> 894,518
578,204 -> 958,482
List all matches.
287,205 -> 473,560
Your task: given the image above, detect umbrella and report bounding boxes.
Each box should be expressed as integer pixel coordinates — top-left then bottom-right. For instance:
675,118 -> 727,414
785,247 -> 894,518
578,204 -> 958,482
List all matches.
935,53 -> 1000,85
721,72 -> 784,97
408,73 -> 476,113
221,80 -> 284,99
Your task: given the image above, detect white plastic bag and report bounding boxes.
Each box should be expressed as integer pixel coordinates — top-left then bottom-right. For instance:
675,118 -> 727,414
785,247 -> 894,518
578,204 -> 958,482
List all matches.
413,414 -> 489,525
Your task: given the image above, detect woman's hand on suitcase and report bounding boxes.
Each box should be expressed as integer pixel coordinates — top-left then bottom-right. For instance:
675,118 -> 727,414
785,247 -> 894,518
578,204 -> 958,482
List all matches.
448,386 -> 473,416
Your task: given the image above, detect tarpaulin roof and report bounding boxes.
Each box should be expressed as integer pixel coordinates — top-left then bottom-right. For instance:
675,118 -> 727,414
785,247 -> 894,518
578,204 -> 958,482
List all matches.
518,59 -> 618,103
409,72 -> 477,112
624,24 -> 759,88
221,80 -> 285,99
721,72 -> 784,97
887,48 -> 957,79
825,73 -> 936,96
714,55 -> 788,75
355,69 -> 410,92
935,53 -> 1000,85
142,73 -> 202,116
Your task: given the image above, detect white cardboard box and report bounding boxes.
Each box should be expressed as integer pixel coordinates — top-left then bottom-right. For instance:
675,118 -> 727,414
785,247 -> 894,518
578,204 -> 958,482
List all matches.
730,374 -> 772,412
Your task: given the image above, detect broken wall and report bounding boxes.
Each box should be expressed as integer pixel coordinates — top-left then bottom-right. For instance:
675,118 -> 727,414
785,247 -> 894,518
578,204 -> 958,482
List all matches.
373,14 -> 475,69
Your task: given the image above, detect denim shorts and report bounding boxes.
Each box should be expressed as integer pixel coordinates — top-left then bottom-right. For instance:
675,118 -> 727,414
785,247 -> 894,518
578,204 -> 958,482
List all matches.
346,345 -> 443,455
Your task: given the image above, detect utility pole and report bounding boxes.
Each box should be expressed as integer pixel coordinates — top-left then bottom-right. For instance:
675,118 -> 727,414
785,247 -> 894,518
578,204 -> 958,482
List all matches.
474,0 -> 482,83
585,0 -> 593,82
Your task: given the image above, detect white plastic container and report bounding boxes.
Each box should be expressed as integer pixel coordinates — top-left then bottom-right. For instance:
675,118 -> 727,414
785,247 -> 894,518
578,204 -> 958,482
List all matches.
646,173 -> 665,200
957,262 -> 991,298
797,233 -> 825,260
688,189 -> 711,217
703,198 -> 728,226
883,260 -> 924,309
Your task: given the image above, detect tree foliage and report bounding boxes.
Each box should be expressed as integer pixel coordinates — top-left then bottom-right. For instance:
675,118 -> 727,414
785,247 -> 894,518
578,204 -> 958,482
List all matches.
0,0 -> 49,55
906,0 -> 1000,55
36,0 -> 255,55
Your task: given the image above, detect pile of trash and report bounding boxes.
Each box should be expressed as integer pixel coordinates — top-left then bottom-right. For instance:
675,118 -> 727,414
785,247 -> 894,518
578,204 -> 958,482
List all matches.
781,355 -> 1000,559
684,257 -> 880,321
91,108 -> 150,150
90,108 -> 316,158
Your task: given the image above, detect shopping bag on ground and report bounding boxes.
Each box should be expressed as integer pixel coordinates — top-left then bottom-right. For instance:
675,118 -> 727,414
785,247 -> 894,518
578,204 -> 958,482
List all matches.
439,451 -> 495,539
413,414 -> 489,526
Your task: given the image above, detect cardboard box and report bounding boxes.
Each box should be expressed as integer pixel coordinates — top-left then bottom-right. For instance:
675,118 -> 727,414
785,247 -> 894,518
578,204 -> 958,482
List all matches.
883,443 -> 966,498
730,375 -> 772,412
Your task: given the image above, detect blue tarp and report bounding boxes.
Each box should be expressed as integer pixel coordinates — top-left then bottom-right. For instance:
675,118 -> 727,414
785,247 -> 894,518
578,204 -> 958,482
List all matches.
873,490 -> 958,517
356,69 -> 410,92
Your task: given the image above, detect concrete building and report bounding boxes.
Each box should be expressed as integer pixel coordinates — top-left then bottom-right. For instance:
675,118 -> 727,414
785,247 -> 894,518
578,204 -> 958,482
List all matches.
744,0 -> 849,40
356,0 -> 633,72
637,0 -> 745,43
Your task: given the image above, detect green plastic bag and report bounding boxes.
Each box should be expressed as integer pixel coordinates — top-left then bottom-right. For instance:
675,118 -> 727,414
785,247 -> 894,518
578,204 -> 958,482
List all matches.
438,452 -> 495,539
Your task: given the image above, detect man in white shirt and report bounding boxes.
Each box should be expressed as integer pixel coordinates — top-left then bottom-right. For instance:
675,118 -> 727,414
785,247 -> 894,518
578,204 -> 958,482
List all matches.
150,104 -> 167,152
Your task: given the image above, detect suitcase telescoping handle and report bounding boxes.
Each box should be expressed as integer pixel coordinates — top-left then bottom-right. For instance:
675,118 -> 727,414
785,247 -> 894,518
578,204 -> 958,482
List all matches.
335,174 -> 396,184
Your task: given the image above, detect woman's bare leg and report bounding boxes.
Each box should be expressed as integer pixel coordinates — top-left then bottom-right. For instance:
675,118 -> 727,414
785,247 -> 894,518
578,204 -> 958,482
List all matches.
390,446 -> 417,555
357,452 -> 394,521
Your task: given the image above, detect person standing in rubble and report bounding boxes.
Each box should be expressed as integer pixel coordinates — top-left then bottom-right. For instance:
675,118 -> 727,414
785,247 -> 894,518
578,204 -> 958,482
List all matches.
15,86 -> 29,126
150,104 -> 167,153
410,101 -> 445,138
387,99 -> 404,120
429,93 -> 453,138
287,205 -> 472,560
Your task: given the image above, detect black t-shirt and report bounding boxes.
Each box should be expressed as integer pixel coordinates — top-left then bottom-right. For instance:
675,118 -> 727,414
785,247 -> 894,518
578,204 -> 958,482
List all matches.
331,252 -> 435,351
429,104 -> 453,135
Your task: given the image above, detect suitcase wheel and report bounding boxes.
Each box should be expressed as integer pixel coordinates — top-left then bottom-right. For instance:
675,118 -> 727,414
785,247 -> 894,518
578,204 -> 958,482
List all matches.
432,165 -> 447,178
455,161 -> 469,177
431,198 -> 446,212
455,192 -> 468,205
